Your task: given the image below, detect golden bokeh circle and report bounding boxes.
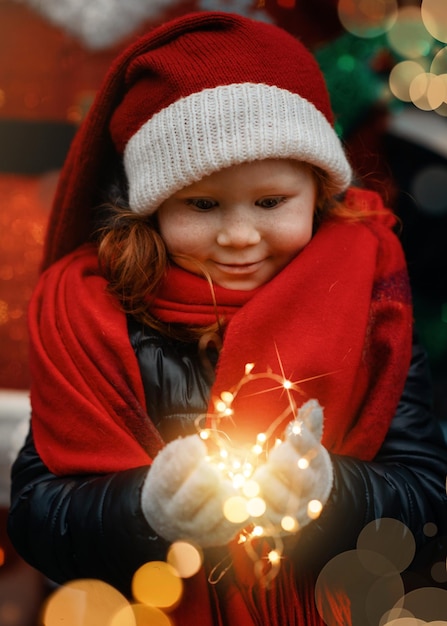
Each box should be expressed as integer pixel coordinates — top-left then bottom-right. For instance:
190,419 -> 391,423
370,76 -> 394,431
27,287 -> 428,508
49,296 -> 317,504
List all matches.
132,562 -> 183,610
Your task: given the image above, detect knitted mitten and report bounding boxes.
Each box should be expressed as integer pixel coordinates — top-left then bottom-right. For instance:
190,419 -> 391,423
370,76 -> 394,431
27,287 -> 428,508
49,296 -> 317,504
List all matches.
253,399 -> 333,532
141,434 -> 244,547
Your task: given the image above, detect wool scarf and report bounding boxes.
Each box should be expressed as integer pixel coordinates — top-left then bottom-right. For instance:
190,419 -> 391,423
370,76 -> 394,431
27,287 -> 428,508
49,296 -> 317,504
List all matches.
29,187 -> 413,625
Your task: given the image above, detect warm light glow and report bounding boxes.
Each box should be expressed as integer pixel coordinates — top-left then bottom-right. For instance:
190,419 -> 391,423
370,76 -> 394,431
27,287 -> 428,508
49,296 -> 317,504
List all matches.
232,473 -> 246,489
244,362 -> 255,375
252,525 -> 264,537
199,430 -> 210,440
110,603 -> 172,626
132,562 -> 183,610
246,497 -> 267,518
387,6 -> 434,59
167,542 -> 203,579
421,0 -> 447,44
42,579 -> 130,626
214,400 -> 227,413
242,479 -> 260,498
298,457 -> 310,470
291,422 -> 302,436
281,516 -> 298,533
267,550 -> 282,565
283,379 -> 292,390
252,443 -> 263,455
410,72 -> 447,110
307,499 -> 323,519
389,60 -> 426,102
243,462 -> 254,477
220,391 -> 234,404
257,432 -> 267,443
223,496 -> 249,524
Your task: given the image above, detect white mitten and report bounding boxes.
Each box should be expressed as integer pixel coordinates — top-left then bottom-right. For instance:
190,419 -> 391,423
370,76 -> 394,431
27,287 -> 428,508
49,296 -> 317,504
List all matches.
141,434 -> 244,547
253,399 -> 333,532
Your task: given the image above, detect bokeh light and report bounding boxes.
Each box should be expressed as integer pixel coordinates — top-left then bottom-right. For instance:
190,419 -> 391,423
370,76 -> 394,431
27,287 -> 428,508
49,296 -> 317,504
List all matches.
389,61 -> 426,102
387,7 -> 434,59
131,562 -> 183,610
421,0 -> 447,44
431,47 -> 447,75
41,579 -> 130,626
409,72 -> 447,111
315,549 -> 404,625
167,541 -> 203,579
389,587 -> 447,623
338,0 -> 398,38
246,496 -> 267,518
411,164 -> 447,215
223,495 -> 250,523
307,499 -> 323,519
380,616 -> 426,625
357,519 -> 415,574
110,603 -> 172,626
281,515 -> 298,532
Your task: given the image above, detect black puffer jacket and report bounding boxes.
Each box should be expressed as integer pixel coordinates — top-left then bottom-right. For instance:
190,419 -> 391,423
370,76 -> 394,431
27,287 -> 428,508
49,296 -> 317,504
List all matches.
7,321 -> 447,597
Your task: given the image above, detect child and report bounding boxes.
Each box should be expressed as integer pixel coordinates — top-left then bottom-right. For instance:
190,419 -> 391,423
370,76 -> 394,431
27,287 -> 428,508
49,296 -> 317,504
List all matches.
8,11 -> 447,625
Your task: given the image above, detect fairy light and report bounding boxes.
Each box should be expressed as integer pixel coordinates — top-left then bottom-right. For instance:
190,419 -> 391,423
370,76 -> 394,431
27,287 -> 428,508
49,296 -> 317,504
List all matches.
252,526 -> 264,537
246,497 -> 267,518
297,457 -> 310,470
197,361 -> 326,585
281,516 -> 299,533
267,550 -> 282,565
307,499 -> 323,519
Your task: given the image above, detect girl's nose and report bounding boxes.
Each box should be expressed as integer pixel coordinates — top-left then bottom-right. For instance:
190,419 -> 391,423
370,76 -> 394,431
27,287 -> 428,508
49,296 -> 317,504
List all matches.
216,209 -> 261,248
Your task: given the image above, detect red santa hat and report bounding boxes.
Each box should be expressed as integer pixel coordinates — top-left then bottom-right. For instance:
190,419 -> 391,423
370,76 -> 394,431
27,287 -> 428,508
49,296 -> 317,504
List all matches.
42,11 -> 352,269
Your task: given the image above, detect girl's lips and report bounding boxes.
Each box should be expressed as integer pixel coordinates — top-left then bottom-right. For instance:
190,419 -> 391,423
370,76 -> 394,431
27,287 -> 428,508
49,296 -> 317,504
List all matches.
213,260 -> 264,274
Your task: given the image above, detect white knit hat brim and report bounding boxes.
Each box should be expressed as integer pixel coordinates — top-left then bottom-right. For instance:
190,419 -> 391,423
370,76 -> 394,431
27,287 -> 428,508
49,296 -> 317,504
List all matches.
123,82 -> 352,214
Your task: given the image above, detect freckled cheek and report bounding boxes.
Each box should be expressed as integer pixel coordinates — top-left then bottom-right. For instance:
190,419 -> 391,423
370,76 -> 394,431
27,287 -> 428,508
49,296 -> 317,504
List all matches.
273,224 -> 313,256
159,218 -> 212,257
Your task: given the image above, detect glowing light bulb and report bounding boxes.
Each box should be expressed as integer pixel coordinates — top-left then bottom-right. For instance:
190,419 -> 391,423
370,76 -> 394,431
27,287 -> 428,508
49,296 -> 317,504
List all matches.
252,444 -> 263,456
232,473 -> 246,489
243,462 -> 254,477
220,391 -> 234,404
267,550 -> 281,565
257,433 -> 267,443
281,516 -> 298,533
307,499 -> 323,519
242,479 -> 260,498
247,497 -> 267,518
199,430 -> 210,440
223,496 -> 249,524
215,400 -> 227,413
252,525 -> 264,537
283,380 -> 292,390
298,457 -> 309,470
245,362 -> 255,375
291,422 -> 302,436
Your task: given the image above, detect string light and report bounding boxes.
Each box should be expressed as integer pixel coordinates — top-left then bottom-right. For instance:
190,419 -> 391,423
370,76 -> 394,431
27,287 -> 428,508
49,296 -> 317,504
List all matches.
195,359 -> 326,585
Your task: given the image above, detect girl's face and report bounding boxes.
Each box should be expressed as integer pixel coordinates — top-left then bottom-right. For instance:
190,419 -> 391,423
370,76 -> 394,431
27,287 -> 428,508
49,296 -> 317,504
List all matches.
157,159 -> 317,290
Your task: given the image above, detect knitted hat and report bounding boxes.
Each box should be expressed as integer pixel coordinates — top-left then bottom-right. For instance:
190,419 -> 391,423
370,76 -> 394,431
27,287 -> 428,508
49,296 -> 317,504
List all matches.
42,12 -> 352,268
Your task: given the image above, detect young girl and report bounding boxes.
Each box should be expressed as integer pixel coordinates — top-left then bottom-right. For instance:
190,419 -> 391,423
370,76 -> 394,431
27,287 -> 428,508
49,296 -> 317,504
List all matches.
8,11 -> 447,625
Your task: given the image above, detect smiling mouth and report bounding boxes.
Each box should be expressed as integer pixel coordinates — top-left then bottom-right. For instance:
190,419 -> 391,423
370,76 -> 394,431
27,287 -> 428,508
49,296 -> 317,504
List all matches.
214,260 -> 264,274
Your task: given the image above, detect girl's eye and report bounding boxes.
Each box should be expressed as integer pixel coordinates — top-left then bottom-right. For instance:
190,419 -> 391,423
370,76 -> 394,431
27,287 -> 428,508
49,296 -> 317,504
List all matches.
185,198 -> 217,211
256,196 -> 286,209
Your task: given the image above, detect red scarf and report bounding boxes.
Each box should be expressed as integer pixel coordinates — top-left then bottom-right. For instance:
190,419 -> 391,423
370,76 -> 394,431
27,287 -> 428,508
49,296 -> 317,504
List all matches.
29,187 -> 412,625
